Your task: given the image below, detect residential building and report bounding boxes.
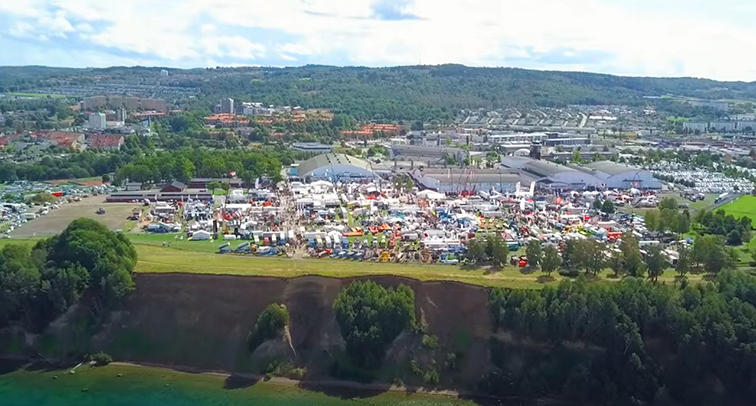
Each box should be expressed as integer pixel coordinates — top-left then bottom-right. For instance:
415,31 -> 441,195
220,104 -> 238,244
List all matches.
87,134 -> 125,151
220,98 -> 235,114
88,112 -> 106,130
40,131 -> 85,151
115,107 -> 127,123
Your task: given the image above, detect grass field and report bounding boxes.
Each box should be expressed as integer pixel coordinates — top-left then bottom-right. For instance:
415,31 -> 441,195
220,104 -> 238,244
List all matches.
6,92 -> 70,98
720,195 -> 756,226
0,363 -> 474,406
0,233 -> 708,289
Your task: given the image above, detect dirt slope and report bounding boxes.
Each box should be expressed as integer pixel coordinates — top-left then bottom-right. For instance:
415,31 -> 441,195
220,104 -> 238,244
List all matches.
94,273 -> 492,385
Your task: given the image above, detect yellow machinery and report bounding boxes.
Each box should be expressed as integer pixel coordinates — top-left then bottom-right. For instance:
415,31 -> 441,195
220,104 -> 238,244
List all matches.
379,251 -> 390,262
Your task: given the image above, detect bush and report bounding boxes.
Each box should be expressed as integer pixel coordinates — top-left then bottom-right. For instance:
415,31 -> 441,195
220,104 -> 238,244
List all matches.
29,192 -> 57,205
444,352 -> 459,371
410,359 -> 423,376
263,359 -> 306,380
89,352 -> 112,366
333,281 -> 415,369
422,334 -> 439,349
247,304 -> 290,351
423,368 -> 439,385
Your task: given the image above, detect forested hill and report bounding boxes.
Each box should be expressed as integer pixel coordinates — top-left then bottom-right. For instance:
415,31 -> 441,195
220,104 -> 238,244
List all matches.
189,65 -> 756,120
3,64 -> 756,120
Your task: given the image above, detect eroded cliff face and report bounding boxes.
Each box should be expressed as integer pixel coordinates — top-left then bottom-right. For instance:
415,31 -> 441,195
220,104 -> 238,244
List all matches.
91,274 -> 492,387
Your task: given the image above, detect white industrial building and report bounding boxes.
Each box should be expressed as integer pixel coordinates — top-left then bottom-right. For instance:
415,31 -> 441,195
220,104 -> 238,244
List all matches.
581,161 -> 662,190
291,153 -> 376,181
501,156 -> 603,190
414,168 -> 521,194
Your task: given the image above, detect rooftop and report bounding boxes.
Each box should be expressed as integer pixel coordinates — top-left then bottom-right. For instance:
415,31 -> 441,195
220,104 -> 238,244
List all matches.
583,161 -> 645,176
422,169 -> 521,185
297,153 -> 374,177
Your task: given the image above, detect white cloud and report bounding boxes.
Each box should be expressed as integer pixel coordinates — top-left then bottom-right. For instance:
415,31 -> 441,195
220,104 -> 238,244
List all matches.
0,0 -> 754,80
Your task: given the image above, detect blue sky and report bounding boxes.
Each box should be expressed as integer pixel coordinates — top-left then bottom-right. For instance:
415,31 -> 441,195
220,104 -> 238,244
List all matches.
1,0 -> 755,80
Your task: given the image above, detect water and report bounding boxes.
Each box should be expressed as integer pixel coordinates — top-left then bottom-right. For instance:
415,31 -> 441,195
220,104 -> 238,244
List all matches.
0,364 -> 478,406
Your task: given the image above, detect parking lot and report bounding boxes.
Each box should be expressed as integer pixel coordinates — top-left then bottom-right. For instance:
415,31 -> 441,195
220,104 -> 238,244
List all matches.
10,196 -> 139,238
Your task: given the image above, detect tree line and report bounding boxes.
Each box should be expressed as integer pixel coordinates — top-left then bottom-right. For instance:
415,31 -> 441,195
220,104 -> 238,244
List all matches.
486,271 -> 756,405
0,219 -> 137,332
695,209 -> 753,246
113,147 -> 290,185
524,231 -> 736,282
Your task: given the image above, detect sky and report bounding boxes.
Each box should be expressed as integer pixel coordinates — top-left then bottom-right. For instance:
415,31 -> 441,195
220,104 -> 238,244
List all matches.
1,0 -> 755,81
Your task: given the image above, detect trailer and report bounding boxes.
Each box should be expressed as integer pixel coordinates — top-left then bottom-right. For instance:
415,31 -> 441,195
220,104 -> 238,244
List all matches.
235,242 -> 251,253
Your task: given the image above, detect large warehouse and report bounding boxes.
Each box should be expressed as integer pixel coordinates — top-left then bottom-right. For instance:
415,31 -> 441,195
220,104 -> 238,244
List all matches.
290,154 -> 376,181
501,156 -> 603,190
581,161 -> 662,190
414,168 -> 522,194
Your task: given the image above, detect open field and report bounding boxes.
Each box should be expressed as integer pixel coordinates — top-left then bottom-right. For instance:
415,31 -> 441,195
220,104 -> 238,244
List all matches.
0,363 -> 475,406
10,196 -> 140,238
5,92 -> 70,98
131,242 -> 706,289
720,195 -> 756,226
0,233 -> 711,289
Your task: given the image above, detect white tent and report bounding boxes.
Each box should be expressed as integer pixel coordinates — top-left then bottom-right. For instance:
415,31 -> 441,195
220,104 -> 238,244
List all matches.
417,190 -> 445,200
192,230 -> 212,241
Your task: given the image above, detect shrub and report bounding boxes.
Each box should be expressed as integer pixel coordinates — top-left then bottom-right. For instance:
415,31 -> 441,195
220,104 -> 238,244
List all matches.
423,368 -> 439,385
333,281 -> 415,369
263,359 -> 306,380
422,334 -> 439,349
444,352 -> 458,371
410,359 -> 423,376
89,352 -> 112,366
247,304 -> 290,351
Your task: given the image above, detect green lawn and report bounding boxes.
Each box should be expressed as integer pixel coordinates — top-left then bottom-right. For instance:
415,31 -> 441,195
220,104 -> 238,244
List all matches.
720,195 -> 756,226
688,194 -> 719,213
0,235 -> 714,289
132,242 -> 704,289
0,363 -> 474,406
6,92 -> 70,98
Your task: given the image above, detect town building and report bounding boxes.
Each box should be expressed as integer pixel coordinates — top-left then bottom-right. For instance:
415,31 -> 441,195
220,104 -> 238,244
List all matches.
87,134 -> 125,151
220,98 -> 235,114
389,144 -> 466,166
204,114 -> 250,128
115,107 -> 127,123
501,156 -> 603,190
414,168 -> 522,194
291,142 -> 333,154
290,154 -> 376,181
41,131 -> 85,151
187,178 -> 245,189
579,161 -> 662,190
88,112 -> 106,130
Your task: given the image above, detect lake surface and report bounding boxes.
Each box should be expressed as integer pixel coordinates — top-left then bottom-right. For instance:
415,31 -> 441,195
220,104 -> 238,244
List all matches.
0,364 -> 483,406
